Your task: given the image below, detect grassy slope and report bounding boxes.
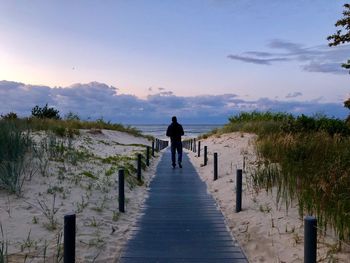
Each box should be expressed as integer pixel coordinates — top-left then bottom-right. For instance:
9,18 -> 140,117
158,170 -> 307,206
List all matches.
0,118 -> 155,261
204,112 -> 350,242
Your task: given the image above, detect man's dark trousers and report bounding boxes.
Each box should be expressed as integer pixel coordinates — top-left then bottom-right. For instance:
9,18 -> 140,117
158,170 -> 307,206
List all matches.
171,140 -> 182,166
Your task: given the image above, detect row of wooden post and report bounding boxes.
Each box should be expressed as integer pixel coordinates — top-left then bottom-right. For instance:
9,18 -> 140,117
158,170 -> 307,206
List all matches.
63,137 -> 318,263
155,138 -> 169,151
63,138 -> 169,263
183,138 -> 318,263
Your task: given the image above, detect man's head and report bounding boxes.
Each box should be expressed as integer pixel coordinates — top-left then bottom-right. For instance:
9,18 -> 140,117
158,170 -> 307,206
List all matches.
172,116 -> 177,123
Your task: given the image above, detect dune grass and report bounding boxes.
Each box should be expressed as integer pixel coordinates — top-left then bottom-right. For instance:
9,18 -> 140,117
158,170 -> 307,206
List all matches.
208,111 -> 350,242
0,116 -> 152,195
18,117 -> 150,139
0,120 -> 32,195
0,114 -> 154,261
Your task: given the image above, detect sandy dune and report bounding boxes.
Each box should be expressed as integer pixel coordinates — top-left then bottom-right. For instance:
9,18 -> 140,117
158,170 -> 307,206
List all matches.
0,129 -> 160,262
187,132 -> 350,263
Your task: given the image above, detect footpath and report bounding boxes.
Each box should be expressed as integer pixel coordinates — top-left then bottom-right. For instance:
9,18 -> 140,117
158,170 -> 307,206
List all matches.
120,150 -> 248,263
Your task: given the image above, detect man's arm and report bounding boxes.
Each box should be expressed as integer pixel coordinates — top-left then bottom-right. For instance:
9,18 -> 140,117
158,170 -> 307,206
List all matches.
180,125 -> 184,136
166,126 -> 171,137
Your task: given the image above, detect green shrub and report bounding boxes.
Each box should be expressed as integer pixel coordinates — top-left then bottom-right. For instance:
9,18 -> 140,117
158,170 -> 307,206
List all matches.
64,112 -> 80,121
221,112 -> 350,137
31,104 -> 60,119
1,112 -> 18,120
51,126 -> 66,137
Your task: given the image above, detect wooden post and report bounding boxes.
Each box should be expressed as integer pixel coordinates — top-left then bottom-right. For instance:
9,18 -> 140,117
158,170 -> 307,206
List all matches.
235,169 -> 242,213
119,170 -> 125,213
198,141 -> 201,157
146,146 -> 150,166
137,154 -> 142,181
64,213 -> 76,263
214,153 -> 218,180
304,216 -> 317,263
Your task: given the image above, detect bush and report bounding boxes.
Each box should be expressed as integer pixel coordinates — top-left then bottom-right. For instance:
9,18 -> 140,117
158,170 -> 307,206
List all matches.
224,112 -> 350,137
1,112 -> 18,120
65,112 -> 80,121
31,104 -> 60,119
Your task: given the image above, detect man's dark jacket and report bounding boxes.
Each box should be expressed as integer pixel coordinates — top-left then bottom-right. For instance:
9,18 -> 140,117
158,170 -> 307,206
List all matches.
166,121 -> 184,142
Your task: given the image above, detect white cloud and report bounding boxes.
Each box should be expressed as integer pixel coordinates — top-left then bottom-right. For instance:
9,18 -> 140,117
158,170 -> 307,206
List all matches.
0,80 -> 347,123
227,39 -> 350,74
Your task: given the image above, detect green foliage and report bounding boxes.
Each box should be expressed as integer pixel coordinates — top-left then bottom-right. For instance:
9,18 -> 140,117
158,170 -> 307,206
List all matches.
12,116 -> 149,139
64,111 -> 80,121
0,120 -> 32,195
37,195 -> 59,231
81,171 -> 98,180
255,132 -> 350,240
0,112 -> 151,141
102,155 -> 134,165
281,114 -> 350,136
31,104 -> 61,120
344,98 -> 350,111
47,185 -> 64,195
105,166 -> 117,176
51,126 -> 66,137
1,112 -> 18,120
220,111 -> 350,136
346,98 -> 350,123
327,3 -> 350,120
215,111 -> 350,241
327,3 -> 350,73
229,111 -> 293,123
112,211 -> 120,221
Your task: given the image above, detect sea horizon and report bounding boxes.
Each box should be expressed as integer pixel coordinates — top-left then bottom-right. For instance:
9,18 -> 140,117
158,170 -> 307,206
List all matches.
130,123 -> 223,139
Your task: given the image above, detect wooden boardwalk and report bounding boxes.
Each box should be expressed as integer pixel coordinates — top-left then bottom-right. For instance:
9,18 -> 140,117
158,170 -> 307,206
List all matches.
120,150 -> 248,263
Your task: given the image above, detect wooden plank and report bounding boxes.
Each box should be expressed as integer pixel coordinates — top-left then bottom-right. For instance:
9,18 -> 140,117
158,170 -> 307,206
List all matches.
119,150 -> 248,263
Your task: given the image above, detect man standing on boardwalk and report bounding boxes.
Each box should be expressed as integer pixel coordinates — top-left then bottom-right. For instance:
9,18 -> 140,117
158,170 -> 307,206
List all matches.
166,116 -> 184,168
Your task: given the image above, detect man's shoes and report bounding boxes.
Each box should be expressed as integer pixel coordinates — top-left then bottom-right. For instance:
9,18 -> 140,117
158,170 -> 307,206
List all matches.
172,164 -> 176,169
179,163 -> 182,168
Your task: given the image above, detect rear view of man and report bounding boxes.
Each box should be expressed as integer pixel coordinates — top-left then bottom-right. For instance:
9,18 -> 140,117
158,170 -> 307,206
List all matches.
166,116 -> 184,168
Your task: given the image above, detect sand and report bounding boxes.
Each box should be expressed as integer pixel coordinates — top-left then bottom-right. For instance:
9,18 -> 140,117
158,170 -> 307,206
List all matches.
187,132 -> 350,263
2,129 -> 349,262
0,129 -> 160,262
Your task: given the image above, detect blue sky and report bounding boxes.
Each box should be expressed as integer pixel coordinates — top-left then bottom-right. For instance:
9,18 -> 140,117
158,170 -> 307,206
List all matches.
0,1 -> 349,123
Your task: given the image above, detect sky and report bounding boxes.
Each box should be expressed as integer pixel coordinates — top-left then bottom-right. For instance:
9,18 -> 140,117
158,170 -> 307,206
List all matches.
0,0 -> 349,124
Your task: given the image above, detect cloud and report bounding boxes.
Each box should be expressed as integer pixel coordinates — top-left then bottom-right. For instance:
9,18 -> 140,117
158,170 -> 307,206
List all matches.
286,92 -> 302,98
302,62 -> 345,74
268,39 -> 304,53
0,81 -> 347,124
227,39 -> 350,74
227,55 -> 289,65
244,51 -> 275,57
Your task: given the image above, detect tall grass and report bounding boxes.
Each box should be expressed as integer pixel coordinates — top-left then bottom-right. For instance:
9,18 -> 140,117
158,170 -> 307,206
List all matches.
0,223 -> 8,263
23,117 -> 149,138
255,132 -> 350,240
213,112 -> 350,241
0,120 -> 32,195
0,116 -> 151,195
0,117 -> 151,139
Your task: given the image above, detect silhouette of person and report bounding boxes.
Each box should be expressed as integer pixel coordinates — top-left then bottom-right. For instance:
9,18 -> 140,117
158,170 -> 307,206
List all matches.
166,116 -> 184,168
